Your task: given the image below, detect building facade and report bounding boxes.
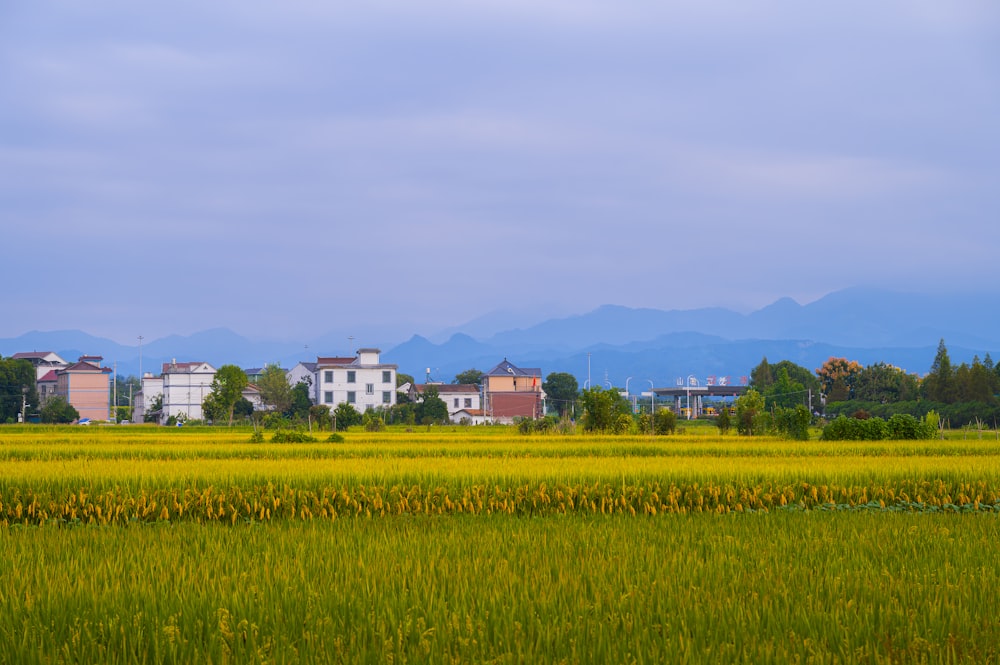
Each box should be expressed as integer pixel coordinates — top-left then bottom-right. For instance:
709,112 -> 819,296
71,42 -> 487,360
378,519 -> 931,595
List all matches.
160,361 -> 216,424
482,358 -> 544,423
55,356 -> 112,421
406,383 -> 482,423
312,349 -> 397,412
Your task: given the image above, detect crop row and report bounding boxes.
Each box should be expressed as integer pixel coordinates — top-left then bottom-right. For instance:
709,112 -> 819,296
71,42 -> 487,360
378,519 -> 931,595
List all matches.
4,479 -> 1000,526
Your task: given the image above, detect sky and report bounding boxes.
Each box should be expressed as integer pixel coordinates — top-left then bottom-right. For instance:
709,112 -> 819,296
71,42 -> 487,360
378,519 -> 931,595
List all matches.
2,1 -> 999,346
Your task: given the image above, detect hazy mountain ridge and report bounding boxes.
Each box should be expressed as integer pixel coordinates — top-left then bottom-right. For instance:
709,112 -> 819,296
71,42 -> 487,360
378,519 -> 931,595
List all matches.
3,288 -> 1000,383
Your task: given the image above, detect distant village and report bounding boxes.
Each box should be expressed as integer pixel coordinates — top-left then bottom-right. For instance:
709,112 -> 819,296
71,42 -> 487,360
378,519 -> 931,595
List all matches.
7,349 -> 547,426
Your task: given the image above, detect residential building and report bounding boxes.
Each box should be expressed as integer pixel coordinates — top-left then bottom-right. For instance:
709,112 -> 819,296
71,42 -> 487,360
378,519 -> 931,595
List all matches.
55,355 -> 112,421
452,408 -> 488,425
36,370 -> 59,406
313,349 -> 397,412
406,383 -> 481,423
133,374 -> 164,423
12,351 -> 68,382
482,358 -> 544,423
286,362 -> 316,391
160,360 -> 216,424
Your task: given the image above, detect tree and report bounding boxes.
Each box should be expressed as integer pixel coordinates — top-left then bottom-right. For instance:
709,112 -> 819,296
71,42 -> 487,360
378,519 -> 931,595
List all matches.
39,396 -> 79,424
289,381 -> 313,420
453,369 -> 483,386
396,373 -> 415,404
762,367 -> 806,409
580,386 -> 631,433
922,339 -> 954,403
309,404 -> 333,431
205,365 -> 248,426
653,407 -> 677,435
750,357 -> 774,390
734,388 -> 767,436
414,385 -> 449,425
257,364 -> 292,414
852,362 -> 919,404
0,356 -> 38,423
816,357 -> 863,403
542,372 -> 579,418
333,403 -> 362,431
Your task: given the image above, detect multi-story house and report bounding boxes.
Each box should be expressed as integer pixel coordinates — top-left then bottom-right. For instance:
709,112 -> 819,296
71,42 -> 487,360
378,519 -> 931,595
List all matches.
133,374 -> 164,423
11,351 -> 68,382
160,360 -> 216,424
482,358 -> 544,422
55,355 -> 112,421
312,349 -> 396,412
406,383 -> 482,423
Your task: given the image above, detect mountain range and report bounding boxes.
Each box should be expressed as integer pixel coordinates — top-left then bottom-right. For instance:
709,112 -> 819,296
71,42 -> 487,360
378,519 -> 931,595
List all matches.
4,287 -> 1000,386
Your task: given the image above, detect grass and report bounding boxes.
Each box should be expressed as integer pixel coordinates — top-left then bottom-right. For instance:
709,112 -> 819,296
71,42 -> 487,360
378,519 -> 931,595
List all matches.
1,425 -> 1000,662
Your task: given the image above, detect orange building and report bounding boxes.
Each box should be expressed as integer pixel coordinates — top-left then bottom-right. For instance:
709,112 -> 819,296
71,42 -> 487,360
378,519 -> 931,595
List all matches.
56,356 -> 112,421
482,359 -> 544,422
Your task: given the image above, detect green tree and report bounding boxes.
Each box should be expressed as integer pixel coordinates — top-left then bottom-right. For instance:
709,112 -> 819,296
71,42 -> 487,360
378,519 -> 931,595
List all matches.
205,365 -> 249,426
289,381 -> 313,420
257,364 -> 292,414
396,373 -> 415,404
922,339 -> 954,403
309,404 -> 333,431
653,407 -> 677,435
453,369 -> 483,386
773,404 -> 811,440
750,357 -> 774,390
542,372 -> 579,418
734,388 -> 767,436
0,356 -> 38,423
414,385 -> 449,425
39,396 -> 79,424
580,387 -> 631,433
762,367 -> 806,409
716,406 -> 731,434
852,362 -> 919,403
333,403 -> 362,431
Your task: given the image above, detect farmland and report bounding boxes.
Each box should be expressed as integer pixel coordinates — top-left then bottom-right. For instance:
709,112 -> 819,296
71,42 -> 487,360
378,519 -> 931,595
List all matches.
2,424 -> 1000,663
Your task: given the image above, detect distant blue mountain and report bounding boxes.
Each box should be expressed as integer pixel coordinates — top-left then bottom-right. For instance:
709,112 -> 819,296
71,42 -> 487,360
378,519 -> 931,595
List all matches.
4,287 -> 1000,384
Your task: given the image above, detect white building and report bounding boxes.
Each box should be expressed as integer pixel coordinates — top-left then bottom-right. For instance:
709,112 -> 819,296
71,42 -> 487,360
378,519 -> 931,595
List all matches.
161,361 -> 216,423
286,362 -> 316,391
133,374 -> 163,423
406,383 -> 482,423
312,349 -> 396,412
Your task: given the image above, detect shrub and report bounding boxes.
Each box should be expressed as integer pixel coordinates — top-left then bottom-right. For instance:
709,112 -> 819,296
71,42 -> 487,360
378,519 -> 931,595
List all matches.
326,432 -> 345,443
653,408 -> 677,435
248,430 -> 265,443
271,429 -> 317,443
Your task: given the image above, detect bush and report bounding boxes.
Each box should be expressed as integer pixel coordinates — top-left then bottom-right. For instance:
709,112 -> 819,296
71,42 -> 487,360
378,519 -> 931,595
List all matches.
326,432 -> 345,443
653,408 -> 677,435
248,430 -> 265,443
271,429 -> 317,443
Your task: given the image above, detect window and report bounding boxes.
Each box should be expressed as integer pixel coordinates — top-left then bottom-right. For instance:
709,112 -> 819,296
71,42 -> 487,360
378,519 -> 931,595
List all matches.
324,391 -> 333,404
382,391 -> 392,404
453,398 -> 459,408
347,391 -> 356,404
366,383 -> 374,395
382,370 -> 392,383
464,398 -> 472,408
347,371 -> 356,383
324,371 -> 333,384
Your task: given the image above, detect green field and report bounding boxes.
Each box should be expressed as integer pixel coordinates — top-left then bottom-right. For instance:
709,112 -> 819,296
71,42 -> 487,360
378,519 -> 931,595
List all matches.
2,425 -> 999,663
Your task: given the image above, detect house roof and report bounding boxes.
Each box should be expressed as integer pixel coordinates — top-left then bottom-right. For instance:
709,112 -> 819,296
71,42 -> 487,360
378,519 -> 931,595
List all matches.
315,356 -> 356,367
454,408 -> 485,417
38,370 -> 58,383
12,351 -> 64,362
59,361 -> 112,374
292,362 -> 317,372
413,383 -> 480,394
484,358 -> 541,377
162,361 -> 214,374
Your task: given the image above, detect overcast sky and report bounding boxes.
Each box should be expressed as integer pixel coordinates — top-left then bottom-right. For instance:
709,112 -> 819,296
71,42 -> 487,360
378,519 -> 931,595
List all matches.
2,1 -> 998,345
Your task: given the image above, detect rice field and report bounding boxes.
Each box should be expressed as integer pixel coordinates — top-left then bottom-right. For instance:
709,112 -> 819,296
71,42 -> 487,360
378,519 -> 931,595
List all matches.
2,424 -> 1000,663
